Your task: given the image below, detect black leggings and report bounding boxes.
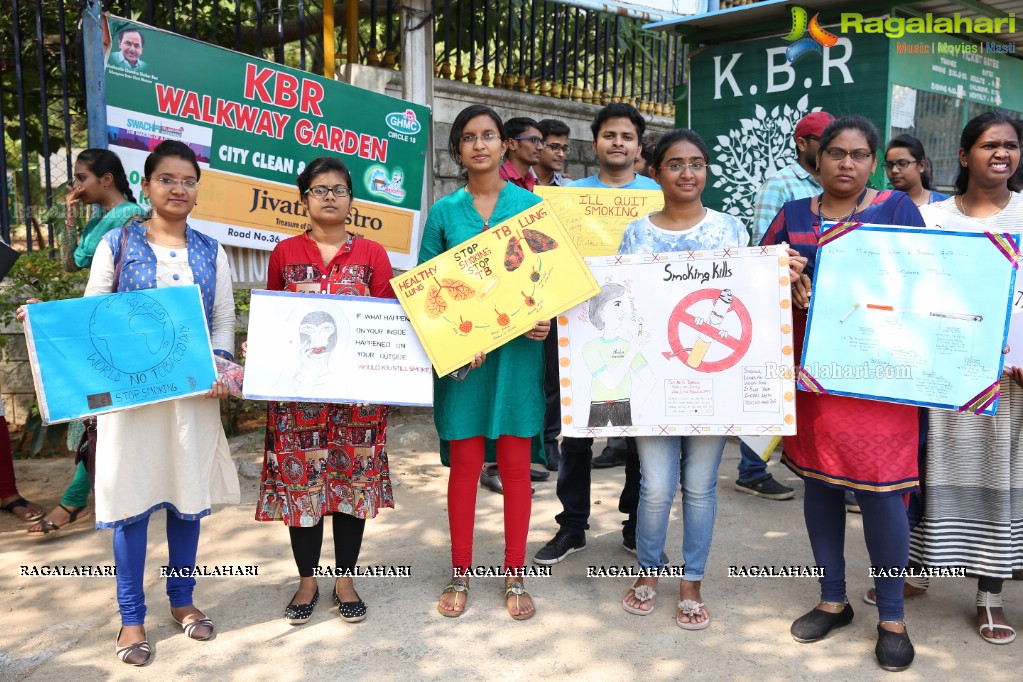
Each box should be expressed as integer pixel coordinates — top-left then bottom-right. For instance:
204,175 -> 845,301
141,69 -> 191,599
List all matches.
288,513 -> 366,577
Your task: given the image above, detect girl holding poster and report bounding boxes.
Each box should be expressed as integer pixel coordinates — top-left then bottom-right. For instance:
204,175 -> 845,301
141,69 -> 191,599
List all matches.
616,129 -> 749,630
421,105 -> 549,621
255,157 -> 396,627
760,116 -> 925,672
21,140 -> 240,666
909,112 -> 1023,646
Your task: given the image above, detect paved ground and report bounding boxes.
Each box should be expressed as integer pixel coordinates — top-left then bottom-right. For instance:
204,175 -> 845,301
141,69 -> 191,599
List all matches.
0,409 -> 1018,681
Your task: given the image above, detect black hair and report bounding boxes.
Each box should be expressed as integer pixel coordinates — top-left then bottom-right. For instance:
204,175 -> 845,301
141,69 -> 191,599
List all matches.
954,112 -> 1023,195
818,115 -> 879,156
589,103 -> 645,141
118,28 -> 144,47
75,148 -> 136,202
588,282 -> 628,330
144,140 -> 200,180
1011,154 -> 1023,192
538,118 -> 570,139
504,117 -> 540,140
448,104 -> 506,166
651,129 -> 710,169
296,156 -> 354,201
639,145 -> 654,165
886,134 -> 933,190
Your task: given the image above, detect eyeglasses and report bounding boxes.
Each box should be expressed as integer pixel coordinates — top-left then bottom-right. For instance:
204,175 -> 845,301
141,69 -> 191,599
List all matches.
546,143 -> 570,154
660,162 -> 707,173
514,136 -> 546,148
153,177 -> 199,190
305,185 -> 351,198
822,148 -> 874,162
460,132 -> 501,145
884,159 -> 917,171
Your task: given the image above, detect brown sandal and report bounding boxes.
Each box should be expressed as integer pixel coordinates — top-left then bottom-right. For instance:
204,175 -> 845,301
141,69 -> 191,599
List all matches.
504,581 -> 535,621
438,578 -> 469,617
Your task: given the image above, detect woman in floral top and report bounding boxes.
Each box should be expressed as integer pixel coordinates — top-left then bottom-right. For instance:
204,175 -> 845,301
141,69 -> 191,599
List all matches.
255,157 -> 395,626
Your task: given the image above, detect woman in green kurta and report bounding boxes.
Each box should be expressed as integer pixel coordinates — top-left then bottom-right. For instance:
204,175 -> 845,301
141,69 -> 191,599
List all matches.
421,105 -> 549,621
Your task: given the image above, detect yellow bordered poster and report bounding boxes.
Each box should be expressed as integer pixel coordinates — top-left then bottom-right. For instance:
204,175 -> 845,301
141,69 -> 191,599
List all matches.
392,201 -> 599,376
535,187 -> 663,257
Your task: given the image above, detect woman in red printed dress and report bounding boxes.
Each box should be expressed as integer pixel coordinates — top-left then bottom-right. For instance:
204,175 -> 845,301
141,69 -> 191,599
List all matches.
255,157 -> 395,625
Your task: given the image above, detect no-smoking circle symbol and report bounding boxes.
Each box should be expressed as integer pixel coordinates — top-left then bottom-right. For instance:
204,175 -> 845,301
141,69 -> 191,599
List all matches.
667,289 -> 753,372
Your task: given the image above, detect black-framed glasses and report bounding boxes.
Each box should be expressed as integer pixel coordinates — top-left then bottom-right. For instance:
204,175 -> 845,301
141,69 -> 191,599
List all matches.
305,185 -> 350,198
514,136 -> 546,148
546,143 -> 570,154
823,148 -> 874,162
460,132 -> 501,145
884,159 -> 917,171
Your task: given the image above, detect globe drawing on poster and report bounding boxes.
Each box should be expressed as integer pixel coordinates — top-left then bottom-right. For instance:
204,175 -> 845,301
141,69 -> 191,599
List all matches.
90,294 -> 177,375
23,286 -> 217,423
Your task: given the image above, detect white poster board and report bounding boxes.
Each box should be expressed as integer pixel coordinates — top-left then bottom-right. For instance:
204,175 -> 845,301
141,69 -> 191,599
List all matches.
243,290 -> 433,405
559,247 -> 796,437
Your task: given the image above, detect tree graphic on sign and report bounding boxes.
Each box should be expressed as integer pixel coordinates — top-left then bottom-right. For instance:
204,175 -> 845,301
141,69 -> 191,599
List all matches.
709,94 -> 823,221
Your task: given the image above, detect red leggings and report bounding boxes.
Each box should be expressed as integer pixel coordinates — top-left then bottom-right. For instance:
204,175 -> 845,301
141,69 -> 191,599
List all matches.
448,435 -> 532,573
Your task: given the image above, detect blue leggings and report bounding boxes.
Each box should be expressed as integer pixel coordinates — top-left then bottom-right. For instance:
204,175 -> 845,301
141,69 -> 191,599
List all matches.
113,511 -> 201,625
803,478 -> 909,622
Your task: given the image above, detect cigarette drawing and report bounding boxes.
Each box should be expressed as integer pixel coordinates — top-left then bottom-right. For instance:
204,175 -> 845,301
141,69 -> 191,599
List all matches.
866,304 -> 982,322
839,304 -> 859,323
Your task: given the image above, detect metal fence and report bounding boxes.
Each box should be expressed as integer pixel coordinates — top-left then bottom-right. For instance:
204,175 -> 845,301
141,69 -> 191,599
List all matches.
1,0 -> 684,250
432,0 -> 684,117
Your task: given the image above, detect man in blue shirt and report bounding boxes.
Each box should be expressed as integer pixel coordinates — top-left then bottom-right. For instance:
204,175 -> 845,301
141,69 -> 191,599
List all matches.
535,103 -> 655,565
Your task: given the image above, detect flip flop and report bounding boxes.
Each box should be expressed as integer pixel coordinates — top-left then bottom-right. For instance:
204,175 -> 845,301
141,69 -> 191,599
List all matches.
437,578 -> 469,618
26,504 -> 87,537
677,599 -> 711,630
1,496 -> 44,522
622,581 -> 656,615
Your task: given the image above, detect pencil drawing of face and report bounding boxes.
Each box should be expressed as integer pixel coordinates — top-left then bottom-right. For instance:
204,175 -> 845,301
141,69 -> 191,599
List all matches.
299,311 -> 339,362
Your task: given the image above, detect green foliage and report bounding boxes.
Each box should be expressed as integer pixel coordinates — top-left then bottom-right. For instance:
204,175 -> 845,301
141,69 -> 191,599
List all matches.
15,405 -> 68,459
0,251 -> 90,332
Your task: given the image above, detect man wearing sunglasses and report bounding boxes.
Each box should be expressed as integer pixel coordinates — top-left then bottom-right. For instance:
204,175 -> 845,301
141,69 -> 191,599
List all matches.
499,117 -> 544,192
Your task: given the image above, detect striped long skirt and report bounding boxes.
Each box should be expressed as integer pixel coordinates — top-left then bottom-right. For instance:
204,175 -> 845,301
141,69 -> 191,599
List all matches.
909,377 -> 1023,578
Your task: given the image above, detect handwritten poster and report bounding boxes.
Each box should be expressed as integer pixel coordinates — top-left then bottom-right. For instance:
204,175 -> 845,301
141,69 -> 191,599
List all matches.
243,291 -> 432,405
919,205 -> 1023,369
801,224 -> 1017,415
558,247 -> 795,438
535,187 -> 663,257
392,202 -> 599,376
24,286 -> 217,424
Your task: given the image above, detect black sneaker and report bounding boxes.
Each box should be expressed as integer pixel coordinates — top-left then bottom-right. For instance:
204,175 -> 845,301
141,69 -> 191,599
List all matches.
622,536 -> 636,555
533,530 -> 586,564
734,474 -> 794,500
592,446 -> 626,468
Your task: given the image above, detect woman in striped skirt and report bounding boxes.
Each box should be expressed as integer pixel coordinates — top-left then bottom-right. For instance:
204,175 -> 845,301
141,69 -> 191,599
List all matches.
909,112 -> 1023,645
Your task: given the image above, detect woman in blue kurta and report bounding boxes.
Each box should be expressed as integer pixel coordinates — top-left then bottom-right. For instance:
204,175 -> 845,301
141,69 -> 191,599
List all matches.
761,116 -> 925,672
420,105 -> 549,620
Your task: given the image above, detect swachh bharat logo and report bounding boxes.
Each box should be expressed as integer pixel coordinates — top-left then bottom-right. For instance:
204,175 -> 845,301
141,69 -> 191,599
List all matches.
783,7 -> 839,62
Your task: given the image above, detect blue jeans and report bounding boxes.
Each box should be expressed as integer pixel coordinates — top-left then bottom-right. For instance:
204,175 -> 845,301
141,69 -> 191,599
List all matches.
736,440 -> 768,484
635,435 -> 726,582
112,511 -> 201,625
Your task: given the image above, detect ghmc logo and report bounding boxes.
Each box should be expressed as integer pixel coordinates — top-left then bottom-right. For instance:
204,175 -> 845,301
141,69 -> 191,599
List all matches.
784,7 -> 839,62
385,109 -> 421,135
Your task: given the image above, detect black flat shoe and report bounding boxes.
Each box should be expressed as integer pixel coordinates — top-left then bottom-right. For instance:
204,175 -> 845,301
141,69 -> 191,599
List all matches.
530,468 -> 550,482
875,623 -> 914,672
332,586 -> 367,623
284,586 -> 319,625
791,603 -> 854,643
480,465 -> 503,493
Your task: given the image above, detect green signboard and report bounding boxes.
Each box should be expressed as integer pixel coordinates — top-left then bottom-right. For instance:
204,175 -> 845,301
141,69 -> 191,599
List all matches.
888,34 -> 1023,113
105,17 -> 430,268
689,33 -> 890,226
